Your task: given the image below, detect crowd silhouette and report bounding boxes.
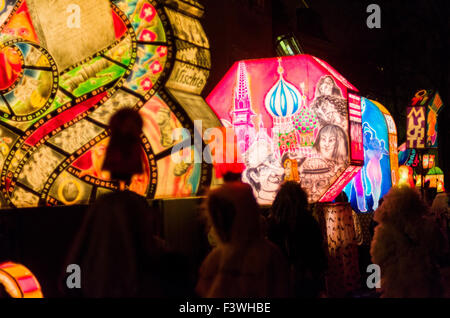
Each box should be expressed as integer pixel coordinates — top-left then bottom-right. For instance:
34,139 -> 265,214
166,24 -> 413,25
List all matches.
2,109 -> 447,299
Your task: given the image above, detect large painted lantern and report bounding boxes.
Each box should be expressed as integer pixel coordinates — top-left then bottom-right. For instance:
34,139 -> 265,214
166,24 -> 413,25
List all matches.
207,55 -> 363,204
344,98 -> 398,212
407,89 -> 444,149
0,0 -> 220,208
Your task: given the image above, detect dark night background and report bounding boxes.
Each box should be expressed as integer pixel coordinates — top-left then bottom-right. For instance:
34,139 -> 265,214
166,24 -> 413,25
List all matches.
0,1 -> 448,298
201,0 -> 449,185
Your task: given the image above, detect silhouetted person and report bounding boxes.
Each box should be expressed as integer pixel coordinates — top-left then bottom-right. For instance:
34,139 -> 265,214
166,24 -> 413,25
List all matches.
102,108 -> 144,188
196,182 -> 290,297
222,171 -> 242,182
370,186 -> 445,297
62,109 -> 192,297
266,181 -> 327,297
430,192 -> 450,265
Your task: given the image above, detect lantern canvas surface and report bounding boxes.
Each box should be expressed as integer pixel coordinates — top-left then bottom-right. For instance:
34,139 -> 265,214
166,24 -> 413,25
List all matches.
207,55 -> 361,204
344,98 -> 398,213
410,89 -> 444,148
406,106 -> 426,149
0,261 -> 43,298
0,0 -> 218,208
398,142 -> 420,168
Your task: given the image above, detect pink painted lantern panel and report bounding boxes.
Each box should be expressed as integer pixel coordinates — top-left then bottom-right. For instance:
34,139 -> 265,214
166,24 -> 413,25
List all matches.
207,55 -> 362,204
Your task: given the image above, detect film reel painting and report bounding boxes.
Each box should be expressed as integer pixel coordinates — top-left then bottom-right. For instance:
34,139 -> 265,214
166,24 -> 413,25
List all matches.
0,0 -> 217,208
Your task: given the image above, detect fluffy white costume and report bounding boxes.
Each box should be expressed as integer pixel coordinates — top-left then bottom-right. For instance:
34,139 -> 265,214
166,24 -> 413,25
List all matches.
370,186 -> 445,298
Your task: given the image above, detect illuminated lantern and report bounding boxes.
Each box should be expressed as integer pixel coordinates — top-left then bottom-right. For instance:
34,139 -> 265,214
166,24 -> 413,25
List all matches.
398,165 -> 415,188
422,154 -> 435,169
437,180 -> 445,193
406,105 -> 426,149
426,92 -> 444,148
207,54 -> 362,204
428,155 -> 435,169
398,142 -> 419,168
407,90 -> 444,149
423,154 -> 429,170
0,0 -> 220,207
0,262 -> 43,298
415,174 -> 422,187
344,99 -> 398,212
425,166 -> 444,189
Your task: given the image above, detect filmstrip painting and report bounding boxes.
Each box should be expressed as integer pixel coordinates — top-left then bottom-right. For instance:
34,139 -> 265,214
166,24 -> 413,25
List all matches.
0,0 -> 216,208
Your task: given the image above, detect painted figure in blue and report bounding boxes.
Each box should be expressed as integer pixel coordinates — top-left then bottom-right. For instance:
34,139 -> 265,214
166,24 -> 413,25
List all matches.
359,122 -> 389,211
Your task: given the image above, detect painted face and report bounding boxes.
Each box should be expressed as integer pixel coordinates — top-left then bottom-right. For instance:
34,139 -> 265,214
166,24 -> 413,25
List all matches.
317,100 -> 342,125
301,174 -> 329,202
320,77 -> 334,96
257,163 -> 282,193
319,131 -> 336,159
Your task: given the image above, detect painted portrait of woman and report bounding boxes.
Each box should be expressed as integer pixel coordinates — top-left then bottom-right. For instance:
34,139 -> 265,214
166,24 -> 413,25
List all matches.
311,75 -> 348,131
313,124 -> 348,166
314,75 -> 343,98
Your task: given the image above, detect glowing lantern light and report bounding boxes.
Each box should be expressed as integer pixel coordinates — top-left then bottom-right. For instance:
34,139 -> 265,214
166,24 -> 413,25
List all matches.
437,180 -> 445,193
344,99 -> 399,212
0,262 -> 43,298
428,154 -> 435,169
398,165 -> 415,188
423,154 -> 429,170
207,54 -> 362,204
422,154 -> 435,169
409,90 -> 444,148
415,174 -> 422,187
425,166 -> 444,188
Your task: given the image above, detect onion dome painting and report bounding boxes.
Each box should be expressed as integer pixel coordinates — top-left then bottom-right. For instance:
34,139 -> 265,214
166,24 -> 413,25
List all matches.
264,59 -> 302,118
264,58 -> 302,154
207,54 -> 361,205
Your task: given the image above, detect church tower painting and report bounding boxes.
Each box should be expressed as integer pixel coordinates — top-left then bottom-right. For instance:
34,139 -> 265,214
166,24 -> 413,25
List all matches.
231,61 -> 255,154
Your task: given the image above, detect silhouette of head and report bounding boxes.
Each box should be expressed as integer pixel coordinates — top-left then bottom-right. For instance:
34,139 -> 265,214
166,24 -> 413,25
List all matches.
102,108 -> 144,185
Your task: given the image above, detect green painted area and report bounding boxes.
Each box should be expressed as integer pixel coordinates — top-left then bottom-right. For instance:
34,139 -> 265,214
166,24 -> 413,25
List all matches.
60,57 -> 127,97
427,166 -> 443,175
72,65 -> 126,97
